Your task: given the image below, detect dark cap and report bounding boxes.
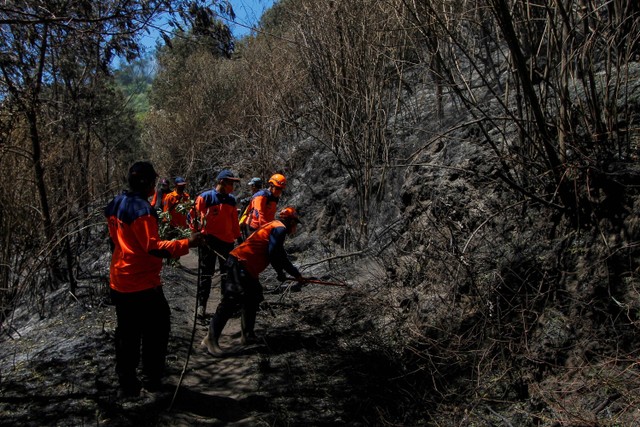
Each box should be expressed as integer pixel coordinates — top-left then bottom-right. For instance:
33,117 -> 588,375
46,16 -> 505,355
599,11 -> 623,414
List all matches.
174,177 -> 187,185
216,170 -> 241,182
128,161 -> 157,191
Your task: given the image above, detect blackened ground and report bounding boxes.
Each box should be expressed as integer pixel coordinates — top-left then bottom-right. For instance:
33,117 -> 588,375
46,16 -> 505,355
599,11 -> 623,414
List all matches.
0,249 -> 413,426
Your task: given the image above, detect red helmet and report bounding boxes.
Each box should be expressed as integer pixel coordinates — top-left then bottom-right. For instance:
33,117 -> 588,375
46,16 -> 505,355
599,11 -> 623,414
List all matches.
278,206 -> 301,224
268,173 -> 287,189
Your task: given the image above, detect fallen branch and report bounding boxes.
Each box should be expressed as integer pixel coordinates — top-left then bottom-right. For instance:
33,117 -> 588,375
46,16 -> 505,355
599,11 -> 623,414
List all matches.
301,250 -> 365,268
285,277 -> 349,287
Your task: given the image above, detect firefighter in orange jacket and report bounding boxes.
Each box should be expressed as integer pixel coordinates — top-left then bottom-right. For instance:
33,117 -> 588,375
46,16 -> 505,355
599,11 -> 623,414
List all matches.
162,176 -> 190,231
191,170 -> 242,318
202,206 -> 307,355
150,178 -> 170,210
105,161 -> 201,397
238,177 -> 263,241
242,173 -> 287,235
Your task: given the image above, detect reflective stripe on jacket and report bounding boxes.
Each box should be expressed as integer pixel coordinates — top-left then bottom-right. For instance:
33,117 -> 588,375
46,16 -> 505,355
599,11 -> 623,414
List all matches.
105,191 -> 190,293
194,189 -> 240,243
238,206 -> 249,226
230,220 -> 299,279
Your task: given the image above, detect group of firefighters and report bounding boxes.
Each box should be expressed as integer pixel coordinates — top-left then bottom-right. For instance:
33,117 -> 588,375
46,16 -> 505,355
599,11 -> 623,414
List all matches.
105,161 -> 307,398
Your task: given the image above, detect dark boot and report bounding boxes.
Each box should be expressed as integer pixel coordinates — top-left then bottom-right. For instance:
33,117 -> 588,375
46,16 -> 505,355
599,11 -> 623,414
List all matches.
201,333 -> 223,356
241,306 -> 258,345
118,377 -> 141,398
201,313 -> 226,356
197,302 -> 207,319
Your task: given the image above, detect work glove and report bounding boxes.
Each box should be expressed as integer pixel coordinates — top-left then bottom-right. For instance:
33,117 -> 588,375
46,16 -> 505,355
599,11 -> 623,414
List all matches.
276,272 -> 287,282
188,232 -> 204,248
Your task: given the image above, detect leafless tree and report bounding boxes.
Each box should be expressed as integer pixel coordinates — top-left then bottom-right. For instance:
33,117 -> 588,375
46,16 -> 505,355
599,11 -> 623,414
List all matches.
403,0 -> 640,224
292,0 -> 410,243
0,0 -> 234,314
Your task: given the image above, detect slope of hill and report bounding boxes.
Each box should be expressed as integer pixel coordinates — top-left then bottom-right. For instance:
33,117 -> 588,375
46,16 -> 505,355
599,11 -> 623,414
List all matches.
3,13 -> 640,427
0,244 -> 424,426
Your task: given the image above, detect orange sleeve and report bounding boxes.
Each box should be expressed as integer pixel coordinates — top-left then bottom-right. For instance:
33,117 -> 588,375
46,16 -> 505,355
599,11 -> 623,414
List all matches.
194,195 -> 206,230
132,215 -> 189,258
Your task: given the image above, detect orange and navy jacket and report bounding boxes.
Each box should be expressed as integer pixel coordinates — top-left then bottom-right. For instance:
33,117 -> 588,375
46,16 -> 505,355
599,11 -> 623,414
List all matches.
192,189 -> 240,243
230,220 -> 300,279
162,190 -> 190,228
105,191 -> 190,293
245,189 -> 280,230
150,188 -> 168,210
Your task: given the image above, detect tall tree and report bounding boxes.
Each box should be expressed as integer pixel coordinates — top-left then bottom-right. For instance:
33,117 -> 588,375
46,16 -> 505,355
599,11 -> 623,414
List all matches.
0,0 -> 234,306
403,0 -> 640,225
145,16 -> 233,181
295,0 -> 404,242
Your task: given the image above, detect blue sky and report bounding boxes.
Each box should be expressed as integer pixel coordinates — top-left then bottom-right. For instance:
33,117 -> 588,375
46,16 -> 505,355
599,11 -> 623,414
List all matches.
139,0 -> 275,51
227,0 -> 275,37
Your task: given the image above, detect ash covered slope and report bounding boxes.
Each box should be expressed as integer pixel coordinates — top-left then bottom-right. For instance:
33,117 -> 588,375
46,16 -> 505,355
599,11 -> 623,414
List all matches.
3,37 -> 640,427
279,58 -> 640,424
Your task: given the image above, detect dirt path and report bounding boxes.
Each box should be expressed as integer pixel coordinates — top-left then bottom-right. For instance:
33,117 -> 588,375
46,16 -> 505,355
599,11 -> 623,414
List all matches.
155,249 -> 393,426
145,249 -> 364,426
0,248 -> 388,426
158,249 -> 278,425
162,250 -> 270,425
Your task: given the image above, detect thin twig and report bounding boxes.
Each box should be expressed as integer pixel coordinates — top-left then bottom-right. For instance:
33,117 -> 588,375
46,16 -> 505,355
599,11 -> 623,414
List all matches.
301,250 -> 365,268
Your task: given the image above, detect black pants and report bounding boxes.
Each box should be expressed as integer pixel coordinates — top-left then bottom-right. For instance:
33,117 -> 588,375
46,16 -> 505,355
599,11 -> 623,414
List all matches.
197,235 -> 234,307
111,287 -> 170,391
210,256 -> 264,339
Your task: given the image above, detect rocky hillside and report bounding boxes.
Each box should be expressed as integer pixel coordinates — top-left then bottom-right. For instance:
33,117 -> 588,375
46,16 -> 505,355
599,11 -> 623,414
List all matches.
280,59 -> 640,424
3,5 -> 640,425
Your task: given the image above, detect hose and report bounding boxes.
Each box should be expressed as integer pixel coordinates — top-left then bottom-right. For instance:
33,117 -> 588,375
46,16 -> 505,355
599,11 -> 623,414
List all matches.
168,245 -> 201,411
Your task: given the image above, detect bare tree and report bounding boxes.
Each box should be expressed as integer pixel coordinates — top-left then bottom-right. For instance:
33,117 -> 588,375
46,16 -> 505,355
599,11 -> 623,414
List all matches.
145,28 -> 237,184
145,16 -> 306,190
293,0 -> 408,243
403,0 -> 640,224
0,0 -> 234,313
